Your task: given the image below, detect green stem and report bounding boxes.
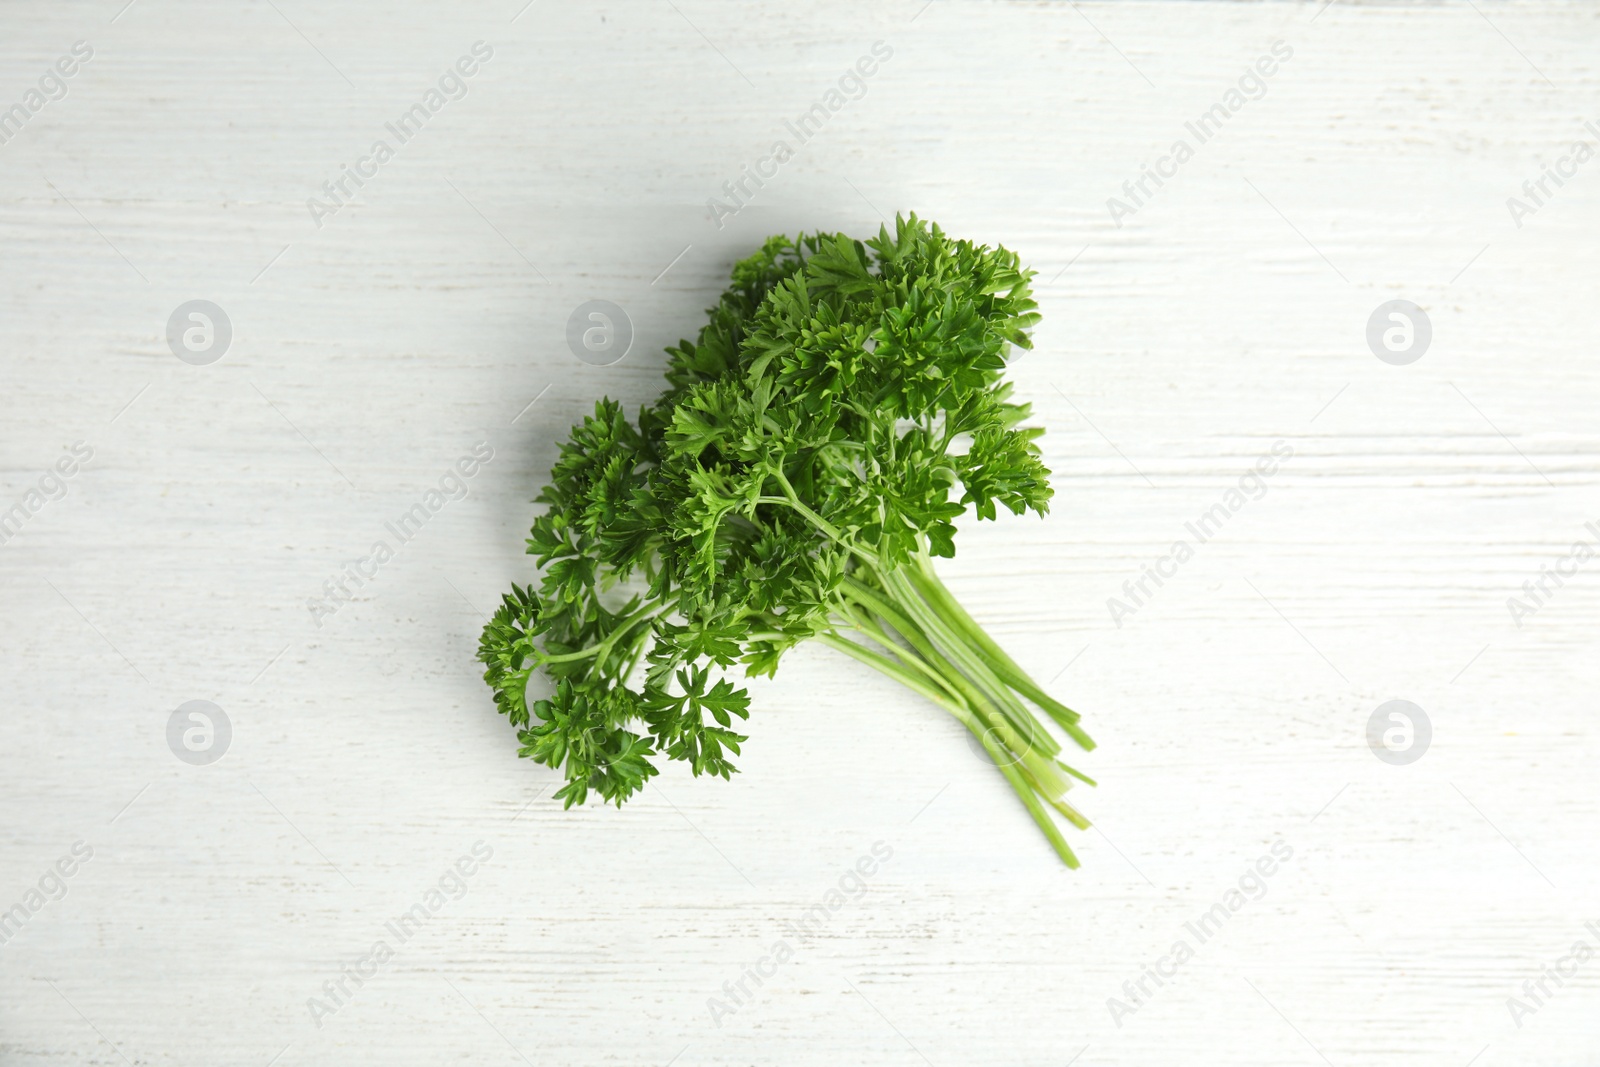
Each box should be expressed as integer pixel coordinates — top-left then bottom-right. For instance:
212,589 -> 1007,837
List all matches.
862,593 -> 1035,764
764,471 -> 884,570
537,606 -> 661,666
880,565 -> 1059,759
910,550 -> 1095,751
843,582 -> 1080,805
815,632 -> 974,727
838,576 -> 945,667
756,475 -> 1095,864
837,612 -> 966,707
816,631 -> 1079,868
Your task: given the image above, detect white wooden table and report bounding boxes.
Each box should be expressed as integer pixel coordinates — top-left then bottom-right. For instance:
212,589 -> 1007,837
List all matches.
3,1 -> 1597,1064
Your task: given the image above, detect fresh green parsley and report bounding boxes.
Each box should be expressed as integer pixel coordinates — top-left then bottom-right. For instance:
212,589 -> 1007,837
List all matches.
478,215 -> 1095,866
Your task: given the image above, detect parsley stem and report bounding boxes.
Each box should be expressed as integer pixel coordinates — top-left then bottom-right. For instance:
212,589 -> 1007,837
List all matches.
764,470 -> 885,569
839,576 -> 944,666
753,487 -> 1093,844
892,559 -> 1096,782
815,631 -> 1080,868
815,632 -> 971,724
880,566 -> 1059,759
909,547 -> 1094,749
536,605 -> 661,666
837,612 -> 966,707
852,567 -> 1084,807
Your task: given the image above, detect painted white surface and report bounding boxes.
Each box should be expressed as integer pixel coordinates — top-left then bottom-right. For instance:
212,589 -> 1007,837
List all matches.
2,1 -> 1598,1064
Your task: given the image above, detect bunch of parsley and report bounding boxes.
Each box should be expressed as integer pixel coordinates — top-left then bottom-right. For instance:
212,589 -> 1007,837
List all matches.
479,214 -> 1095,866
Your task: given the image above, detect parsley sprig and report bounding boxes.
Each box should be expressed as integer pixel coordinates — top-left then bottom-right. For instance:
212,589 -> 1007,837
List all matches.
479,214 -> 1095,866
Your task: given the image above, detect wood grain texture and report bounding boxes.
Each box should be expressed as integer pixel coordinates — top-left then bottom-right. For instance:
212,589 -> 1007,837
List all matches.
2,1 -> 1598,1064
